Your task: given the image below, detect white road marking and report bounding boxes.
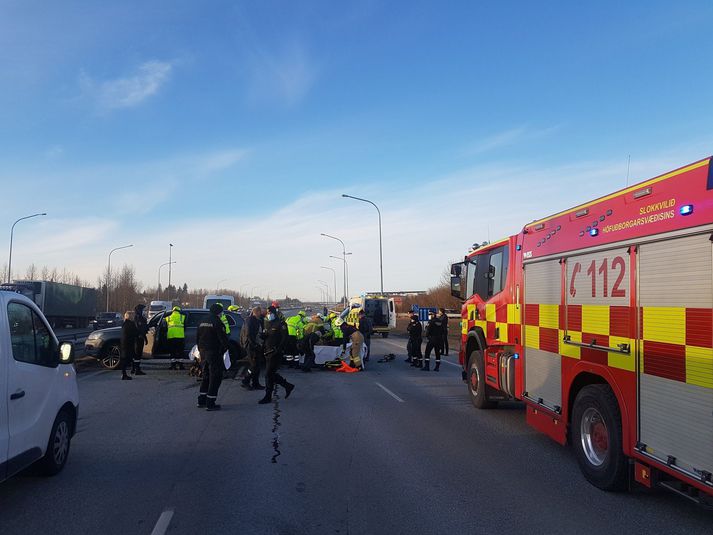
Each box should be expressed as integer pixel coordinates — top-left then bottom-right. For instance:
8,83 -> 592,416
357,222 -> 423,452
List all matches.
151,510 -> 174,535
374,382 -> 404,403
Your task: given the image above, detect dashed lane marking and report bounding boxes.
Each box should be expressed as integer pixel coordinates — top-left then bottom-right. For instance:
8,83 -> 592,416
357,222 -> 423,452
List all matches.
150,510 -> 174,535
374,382 -> 405,403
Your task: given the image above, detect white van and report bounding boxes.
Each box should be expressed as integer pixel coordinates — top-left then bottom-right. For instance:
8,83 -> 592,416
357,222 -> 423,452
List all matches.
147,300 -> 172,320
1,290 -> 79,482
203,294 -> 234,309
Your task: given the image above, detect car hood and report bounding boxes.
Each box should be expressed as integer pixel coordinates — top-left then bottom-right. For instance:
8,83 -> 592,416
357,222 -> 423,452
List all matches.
91,326 -> 122,337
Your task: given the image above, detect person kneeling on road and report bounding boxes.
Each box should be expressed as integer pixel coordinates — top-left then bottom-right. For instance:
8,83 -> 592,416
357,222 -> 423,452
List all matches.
259,305 -> 295,404
340,322 -> 364,370
196,304 -> 230,411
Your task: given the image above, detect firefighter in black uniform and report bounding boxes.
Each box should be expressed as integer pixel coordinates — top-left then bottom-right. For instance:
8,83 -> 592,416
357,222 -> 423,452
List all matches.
406,312 -> 423,367
132,304 -> 148,375
259,305 -> 295,404
240,307 -> 265,390
196,303 -> 230,411
422,311 -> 444,372
439,307 -> 449,356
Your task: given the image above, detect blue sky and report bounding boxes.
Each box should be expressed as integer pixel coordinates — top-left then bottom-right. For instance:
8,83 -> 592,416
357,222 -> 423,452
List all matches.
2,1 -> 713,299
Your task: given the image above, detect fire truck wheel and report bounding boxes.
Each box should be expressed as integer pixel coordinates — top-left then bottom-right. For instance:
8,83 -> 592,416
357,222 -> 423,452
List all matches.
468,350 -> 496,409
571,384 -> 628,491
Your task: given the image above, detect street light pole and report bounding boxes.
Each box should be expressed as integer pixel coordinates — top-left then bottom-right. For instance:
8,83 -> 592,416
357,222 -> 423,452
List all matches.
168,244 -> 174,302
158,261 -> 176,300
320,266 -> 337,306
342,194 -> 384,294
107,244 -> 134,312
321,233 -> 347,307
7,212 -> 46,283
318,280 -> 330,304
329,255 -> 350,307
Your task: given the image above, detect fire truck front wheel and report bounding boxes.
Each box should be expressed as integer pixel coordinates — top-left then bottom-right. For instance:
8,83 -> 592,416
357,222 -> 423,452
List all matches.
467,350 -> 496,409
571,384 -> 628,491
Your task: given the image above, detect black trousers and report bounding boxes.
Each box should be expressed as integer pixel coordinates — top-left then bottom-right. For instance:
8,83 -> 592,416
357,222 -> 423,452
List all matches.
120,347 -> 134,374
265,353 -> 289,395
302,333 -> 318,369
199,354 -> 223,399
169,337 -> 184,361
133,338 -> 144,369
246,346 -> 263,386
424,338 -> 442,364
441,334 -> 449,356
408,337 -> 423,359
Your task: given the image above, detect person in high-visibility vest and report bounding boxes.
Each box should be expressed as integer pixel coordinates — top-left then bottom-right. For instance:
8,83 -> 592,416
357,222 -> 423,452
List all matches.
164,306 -> 186,370
285,310 -> 307,368
329,313 -> 344,348
214,303 -> 231,335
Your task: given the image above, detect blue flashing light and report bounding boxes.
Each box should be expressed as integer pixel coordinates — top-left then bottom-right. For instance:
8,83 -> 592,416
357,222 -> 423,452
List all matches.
589,228 -> 599,237
680,204 -> 694,216
512,353 -> 520,360
516,244 -> 522,251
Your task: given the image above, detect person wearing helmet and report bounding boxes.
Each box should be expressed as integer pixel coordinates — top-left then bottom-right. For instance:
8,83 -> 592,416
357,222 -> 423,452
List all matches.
340,321 -> 364,370
164,305 -> 186,370
271,300 -> 285,321
329,312 -> 344,347
227,305 -> 240,313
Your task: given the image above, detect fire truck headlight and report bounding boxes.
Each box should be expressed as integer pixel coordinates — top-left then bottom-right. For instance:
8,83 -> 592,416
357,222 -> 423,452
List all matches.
680,204 -> 693,216
589,228 -> 599,237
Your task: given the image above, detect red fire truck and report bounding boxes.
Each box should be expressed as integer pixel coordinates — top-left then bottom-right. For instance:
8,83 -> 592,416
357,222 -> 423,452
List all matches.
450,157 -> 713,502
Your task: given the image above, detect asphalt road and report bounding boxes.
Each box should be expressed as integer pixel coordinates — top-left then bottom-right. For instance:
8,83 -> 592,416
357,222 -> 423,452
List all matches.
0,336 -> 710,535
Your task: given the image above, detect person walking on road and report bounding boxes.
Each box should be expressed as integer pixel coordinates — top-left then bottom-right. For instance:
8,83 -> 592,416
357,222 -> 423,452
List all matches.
259,305 -> 295,404
422,311 -> 444,372
439,307 -> 449,356
406,312 -> 423,367
240,306 -> 265,390
196,303 -> 231,411
120,310 -> 138,380
132,304 -> 148,376
165,306 -> 186,370
358,309 -> 373,362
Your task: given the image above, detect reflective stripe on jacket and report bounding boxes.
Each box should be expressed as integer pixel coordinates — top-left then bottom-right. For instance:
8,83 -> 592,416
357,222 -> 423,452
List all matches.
220,313 -> 230,335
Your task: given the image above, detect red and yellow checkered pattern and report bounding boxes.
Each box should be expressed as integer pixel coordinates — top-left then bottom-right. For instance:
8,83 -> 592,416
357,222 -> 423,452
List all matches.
520,303 -> 713,389
463,303 -> 522,345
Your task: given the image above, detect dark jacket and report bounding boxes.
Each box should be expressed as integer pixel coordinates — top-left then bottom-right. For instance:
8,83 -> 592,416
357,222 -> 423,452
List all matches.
196,313 -> 230,358
134,305 -> 148,343
263,317 -> 287,356
358,316 -> 373,339
425,316 -> 443,340
407,318 -> 423,340
240,314 -> 264,350
120,319 -> 139,360
439,313 -> 449,337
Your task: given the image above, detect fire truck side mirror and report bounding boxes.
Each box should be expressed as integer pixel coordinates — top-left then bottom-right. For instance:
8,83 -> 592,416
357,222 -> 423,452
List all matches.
450,276 -> 463,299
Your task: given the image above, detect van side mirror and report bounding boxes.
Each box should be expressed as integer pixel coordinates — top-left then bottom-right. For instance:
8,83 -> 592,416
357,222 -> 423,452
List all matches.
59,341 -> 74,364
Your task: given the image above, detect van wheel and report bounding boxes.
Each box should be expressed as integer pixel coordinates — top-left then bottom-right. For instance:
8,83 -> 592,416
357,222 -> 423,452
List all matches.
468,349 -> 496,409
571,384 -> 628,491
38,411 -> 72,476
100,344 -> 121,370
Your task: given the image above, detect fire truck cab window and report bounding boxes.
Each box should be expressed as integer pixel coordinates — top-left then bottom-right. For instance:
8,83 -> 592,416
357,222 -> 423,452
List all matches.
465,258 -> 478,298
473,245 -> 509,300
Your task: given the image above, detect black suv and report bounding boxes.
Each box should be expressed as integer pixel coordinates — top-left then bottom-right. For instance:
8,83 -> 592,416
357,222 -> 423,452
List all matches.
84,309 -> 244,369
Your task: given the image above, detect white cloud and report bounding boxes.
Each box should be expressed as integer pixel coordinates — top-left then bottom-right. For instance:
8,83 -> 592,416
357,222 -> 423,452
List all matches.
246,43 -> 318,107
80,60 -> 174,111
463,125 -> 561,156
